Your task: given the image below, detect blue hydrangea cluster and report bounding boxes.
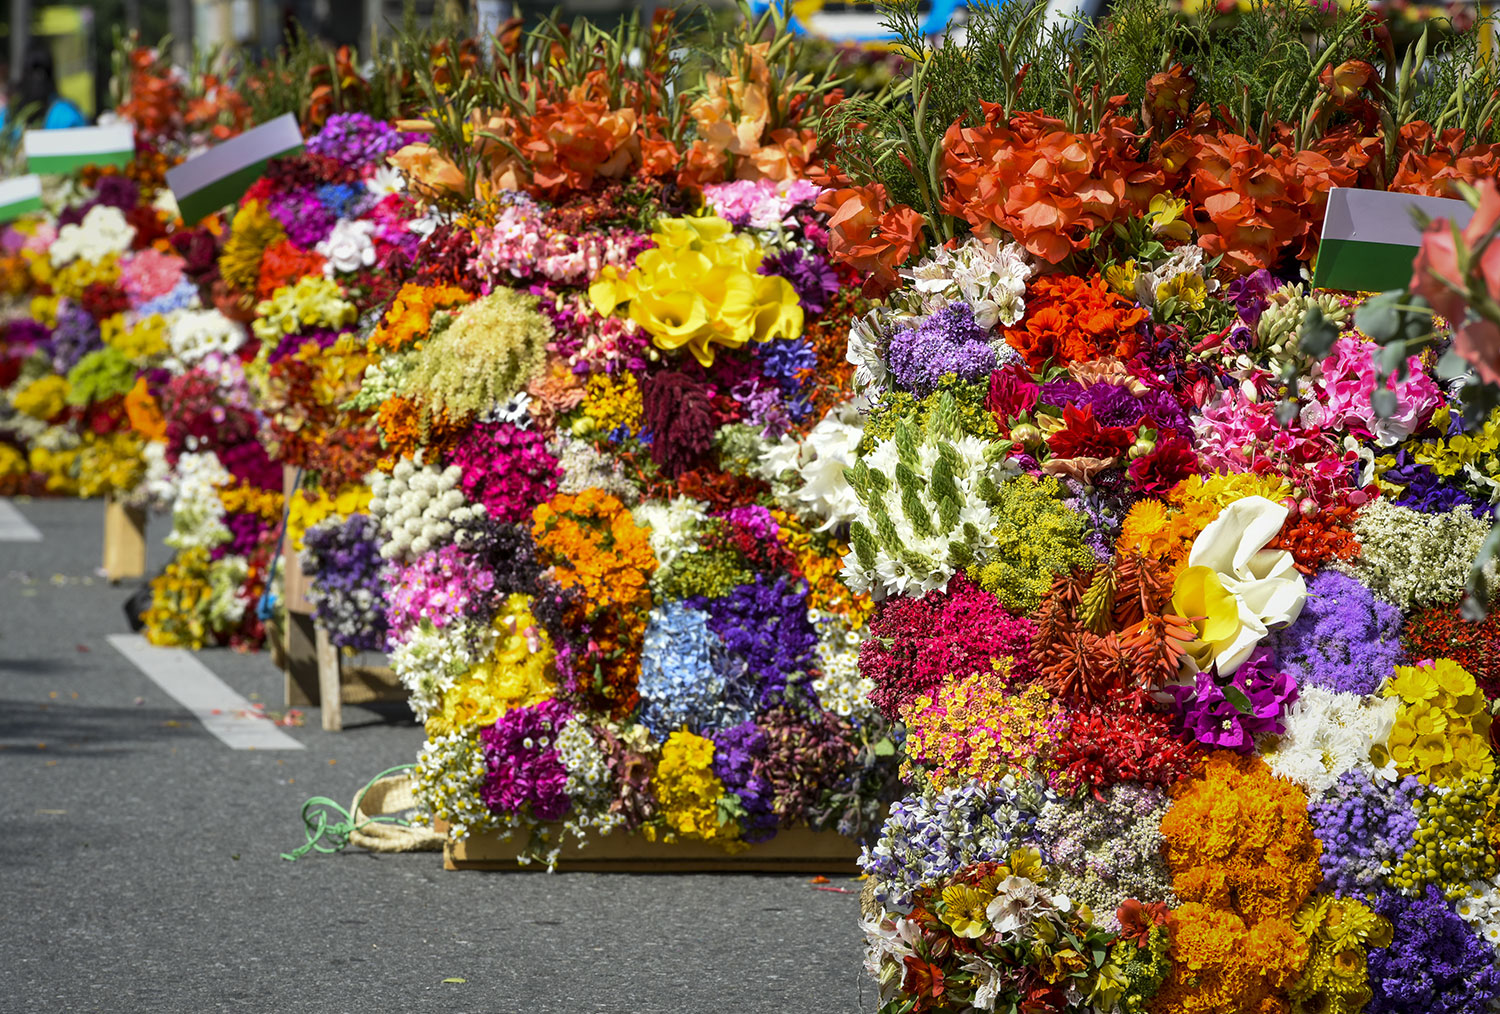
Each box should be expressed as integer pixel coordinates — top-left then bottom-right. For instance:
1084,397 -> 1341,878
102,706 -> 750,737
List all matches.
637,602 -> 751,738
302,513 -> 389,651
1305,768 -> 1421,895
861,783 -> 1038,910
1266,569 -> 1406,696
1368,886 -> 1500,1014
886,302 -> 996,396
712,720 -> 778,843
689,573 -> 818,708
137,278 -> 200,318
315,182 -> 371,220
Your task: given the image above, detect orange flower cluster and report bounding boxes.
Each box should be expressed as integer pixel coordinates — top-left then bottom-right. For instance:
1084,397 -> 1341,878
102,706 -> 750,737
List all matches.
256,240 -> 327,302
941,104 -> 1164,264
368,283 -> 472,354
815,184 -> 925,297
531,489 -> 658,717
374,395 -> 468,469
1003,274 -> 1149,369
117,46 -> 249,150
1153,753 -> 1321,1014
680,43 -> 821,188
1390,123 -> 1500,197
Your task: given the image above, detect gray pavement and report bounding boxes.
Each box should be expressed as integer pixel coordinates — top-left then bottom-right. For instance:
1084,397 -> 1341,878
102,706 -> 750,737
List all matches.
0,498 -> 871,1014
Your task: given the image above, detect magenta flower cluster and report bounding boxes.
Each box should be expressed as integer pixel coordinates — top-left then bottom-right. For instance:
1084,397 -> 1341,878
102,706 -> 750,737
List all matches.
384,544 -> 497,643
479,698 -> 574,821
448,422 -> 560,524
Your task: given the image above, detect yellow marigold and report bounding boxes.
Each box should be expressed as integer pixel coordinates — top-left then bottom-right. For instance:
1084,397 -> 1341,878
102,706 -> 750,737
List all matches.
581,372 -> 644,435
74,431 -> 146,498
13,375 -> 70,420
428,594 -> 556,735
1375,658 -> 1493,785
653,730 -> 739,845
220,200 -> 286,295
1151,902 -> 1308,1014
1289,894 -> 1391,1014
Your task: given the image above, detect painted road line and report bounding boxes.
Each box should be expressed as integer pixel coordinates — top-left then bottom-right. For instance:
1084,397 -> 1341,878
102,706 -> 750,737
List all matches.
0,498 -> 43,541
107,634 -> 305,751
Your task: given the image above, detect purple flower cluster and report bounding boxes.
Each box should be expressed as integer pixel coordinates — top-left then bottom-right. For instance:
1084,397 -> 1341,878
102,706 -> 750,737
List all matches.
1368,886 -> 1500,1014
886,303 -> 996,395
1305,768 -> 1420,895
302,513 -> 390,651
1382,449 -> 1495,517
307,113 -> 414,170
712,721 -> 779,842
760,246 -> 841,315
50,301 -> 102,374
1266,570 -> 1406,696
1040,377 -> 1193,438
1167,648 -> 1297,752
690,573 -> 818,707
211,511 -> 266,563
479,698 -> 574,822
3,317 -> 51,358
267,190 -> 337,249
1223,268 -> 1280,327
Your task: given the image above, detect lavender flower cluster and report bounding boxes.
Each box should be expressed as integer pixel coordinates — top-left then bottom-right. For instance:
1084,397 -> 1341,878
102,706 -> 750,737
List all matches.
306,112 -> 415,170
1266,570 -> 1406,696
302,513 -> 389,651
690,573 -> 818,708
860,781 -> 1039,910
1368,886 -> 1500,1014
1305,768 -> 1421,895
886,303 -> 996,396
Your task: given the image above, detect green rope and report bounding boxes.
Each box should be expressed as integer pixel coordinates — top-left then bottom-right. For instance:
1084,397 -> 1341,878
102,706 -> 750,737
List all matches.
280,764 -> 420,862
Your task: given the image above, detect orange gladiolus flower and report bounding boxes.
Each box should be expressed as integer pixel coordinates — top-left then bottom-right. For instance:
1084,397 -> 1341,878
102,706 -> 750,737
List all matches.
815,183 -> 924,297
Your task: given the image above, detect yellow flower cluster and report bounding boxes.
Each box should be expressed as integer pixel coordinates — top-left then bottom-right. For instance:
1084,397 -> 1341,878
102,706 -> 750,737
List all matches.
0,443 -> 25,480
580,372 -> 643,435
589,216 -> 802,367
143,547 -> 216,648
220,485 -> 283,522
106,313 -> 169,361
252,276 -> 357,343
29,442 -> 79,494
1118,471 -> 1290,575
428,595 -> 556,736
1389,774 -> 1500,899
51,253 -> 120,301
220,200 -> 286,294
1288,895 -> 1391,1014
652,729 -> 740,845
12,375 -> 69,420
901,673 -> 1065,789
73,431 -> 147,498
1384,406 -> 1500,493
287,485 -> 372,551
1375,658 -> 1493,785
28,293 -> 59,328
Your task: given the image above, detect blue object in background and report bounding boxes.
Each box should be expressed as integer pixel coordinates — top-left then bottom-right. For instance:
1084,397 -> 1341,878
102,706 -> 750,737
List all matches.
751,0 -> 969,42
42,98 -> 88,130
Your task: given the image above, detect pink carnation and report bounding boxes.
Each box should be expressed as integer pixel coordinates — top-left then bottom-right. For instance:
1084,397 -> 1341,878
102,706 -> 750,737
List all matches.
384,546 -> 496,643
447,422 -> 560,524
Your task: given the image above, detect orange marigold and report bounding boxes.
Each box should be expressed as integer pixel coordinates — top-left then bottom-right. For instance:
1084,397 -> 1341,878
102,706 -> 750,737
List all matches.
368,282 -> 473,354
1003,274 -> 1148,370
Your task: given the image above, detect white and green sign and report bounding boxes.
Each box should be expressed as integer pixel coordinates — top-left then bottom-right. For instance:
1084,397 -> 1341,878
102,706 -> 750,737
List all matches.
22,124 -> 134,174
0,175 -> 43,222
166,114 -> 304,225
1313,187 -> 1476,293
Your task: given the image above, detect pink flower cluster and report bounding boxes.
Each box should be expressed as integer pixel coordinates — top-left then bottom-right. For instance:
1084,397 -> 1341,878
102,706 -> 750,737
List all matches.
1304,334 -> 1444,447
384,545 -> 496,642
120,248 -> 187,304
473,201 -> 648,287
448,422 -> 560,524
703,178 -> 824,230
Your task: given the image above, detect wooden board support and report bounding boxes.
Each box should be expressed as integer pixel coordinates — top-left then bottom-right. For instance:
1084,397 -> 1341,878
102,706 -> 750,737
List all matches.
314,621 -> 343,732
443,825 -> 862,874
102,497 -> 147,582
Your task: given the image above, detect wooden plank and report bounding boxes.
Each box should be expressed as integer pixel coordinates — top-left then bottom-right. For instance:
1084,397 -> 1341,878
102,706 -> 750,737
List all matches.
283,609 -> 320,707
443,825 -> 861,874
314,621 -> 343,731
102,497 -> 147,582
281,465 -> 313,615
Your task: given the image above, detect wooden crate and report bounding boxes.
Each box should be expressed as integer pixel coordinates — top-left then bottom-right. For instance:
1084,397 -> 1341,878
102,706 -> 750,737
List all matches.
102,496 -> 147,582
443,825 -> 862,873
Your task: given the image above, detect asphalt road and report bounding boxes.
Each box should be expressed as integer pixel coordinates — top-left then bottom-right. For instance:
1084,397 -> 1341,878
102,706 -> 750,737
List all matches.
0,498 -> 871,1014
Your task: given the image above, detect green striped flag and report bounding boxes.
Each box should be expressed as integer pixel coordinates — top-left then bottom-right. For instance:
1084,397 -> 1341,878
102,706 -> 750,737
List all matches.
1313,187 -> 1475,293
166,114 -> 304,225
23,124 -> 135,174
0,175 -> 43,222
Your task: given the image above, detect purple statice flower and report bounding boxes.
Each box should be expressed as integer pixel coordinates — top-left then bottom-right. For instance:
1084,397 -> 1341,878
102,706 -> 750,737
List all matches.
887,302 -> 996,395
479,698 -> 574,822
266,189 -> 337,248
1367,886 -> 1500,1014
302,513 -> 390,651
2,317 -> 51,357
1040,377 -> 1193,437
1306,768 -> 1421,895
688,573 -> 819,708
1265,570 -> 1406,696
1225,268 -> 1280,327
306,112 -> 413,170
759,246 -> 841,315
1168,648 -> 1298,752
50,301 -> 102,373
712,720 -> 779,842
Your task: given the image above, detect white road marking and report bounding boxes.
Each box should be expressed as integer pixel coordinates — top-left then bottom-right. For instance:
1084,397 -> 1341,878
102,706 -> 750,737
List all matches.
107,634 -> 305,750
0,498 -> 43,541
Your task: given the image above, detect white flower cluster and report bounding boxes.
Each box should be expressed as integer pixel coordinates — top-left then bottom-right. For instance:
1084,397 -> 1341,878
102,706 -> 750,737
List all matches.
370,460 -> 481,560
811,619 -> 878,726
317,218 -> 378,276
633,496 -> 708,571
388,618 -> 490,721
555,719 -> 627,841
1132,243 -> 1215,309
1259,686 -> 1399,794
757,402 -> 864,531
846,309 -> 892,396
167,309 -> 247,367
49,204 -> 136,267
905,237 -> 1033,330
1334,500 -> 1496,611
1457,881 -> 1500,949
411,731 -> 495,840
551,436 -> 639,503
163,451 -> 232,550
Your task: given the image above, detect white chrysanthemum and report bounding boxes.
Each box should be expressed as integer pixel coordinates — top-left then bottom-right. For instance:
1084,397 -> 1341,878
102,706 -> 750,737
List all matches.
388,618 -> 488,721
167,309 -> 247,367
811,621 -> 879,726
632,496 -> 706,571
1260,686 -> 1400,794
50,204 -> 136,267
163,450 -> 232,550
